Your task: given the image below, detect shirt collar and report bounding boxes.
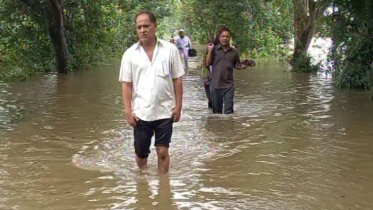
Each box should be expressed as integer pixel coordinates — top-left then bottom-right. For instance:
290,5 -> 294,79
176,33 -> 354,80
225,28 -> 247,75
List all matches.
136,36 -> 160,50
216,44 -> 232,51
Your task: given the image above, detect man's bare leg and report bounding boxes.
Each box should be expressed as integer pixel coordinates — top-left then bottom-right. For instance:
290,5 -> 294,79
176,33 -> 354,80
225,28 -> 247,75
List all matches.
156,147 -> 170,174
136,156 -> 148,169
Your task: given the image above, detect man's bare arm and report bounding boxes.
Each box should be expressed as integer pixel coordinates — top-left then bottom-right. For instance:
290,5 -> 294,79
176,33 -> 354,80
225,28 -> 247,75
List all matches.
122,82 -> 133,115
172,77 -> 183,110
206,48 -> 213,66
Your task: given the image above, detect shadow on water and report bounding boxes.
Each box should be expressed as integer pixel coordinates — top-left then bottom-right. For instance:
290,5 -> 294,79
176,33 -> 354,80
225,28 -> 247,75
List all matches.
1,46 -> 373,209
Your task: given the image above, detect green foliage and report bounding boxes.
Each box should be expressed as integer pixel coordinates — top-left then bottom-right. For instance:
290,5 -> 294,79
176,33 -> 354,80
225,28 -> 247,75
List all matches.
1,0 -> 294,81
1,0 -> 372,93
247,0 -> 294,58
175,0 -> 293,58
290,52 -> 320,73
0,0 -> 172,81
0,1 -> 54,81
326,0 -> 373,89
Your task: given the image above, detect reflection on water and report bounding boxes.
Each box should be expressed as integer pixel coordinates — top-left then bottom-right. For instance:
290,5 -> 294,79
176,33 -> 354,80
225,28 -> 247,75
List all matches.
1,48 -> 373,209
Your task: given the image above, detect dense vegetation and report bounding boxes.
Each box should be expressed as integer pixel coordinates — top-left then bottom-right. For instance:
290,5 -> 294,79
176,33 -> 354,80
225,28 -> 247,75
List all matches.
0,0 -> 372,91
326,0 -> 373,90
0,0 -> 171,80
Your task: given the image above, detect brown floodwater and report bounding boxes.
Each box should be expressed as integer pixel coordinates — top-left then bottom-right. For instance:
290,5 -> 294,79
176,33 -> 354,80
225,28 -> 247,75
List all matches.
1,46 -> 373,210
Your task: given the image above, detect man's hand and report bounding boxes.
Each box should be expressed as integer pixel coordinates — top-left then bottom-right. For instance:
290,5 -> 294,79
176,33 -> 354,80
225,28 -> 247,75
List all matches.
241,64 -> 248,70
247,59 -> 256,67
126,112 -> 138,128
238,59 -> 256,69
235,62 -> 248,70
207,43 -> 214,51
171,107 -> 182,122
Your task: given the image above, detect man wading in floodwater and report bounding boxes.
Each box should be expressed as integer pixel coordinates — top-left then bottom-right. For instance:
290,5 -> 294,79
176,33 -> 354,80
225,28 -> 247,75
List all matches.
119,11 -> 184,174
206,27 -> 256,114
175,29 -> 192,71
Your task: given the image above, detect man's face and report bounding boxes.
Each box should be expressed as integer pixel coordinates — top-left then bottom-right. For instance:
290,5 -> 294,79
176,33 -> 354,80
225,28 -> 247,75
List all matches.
136,14 -> 157,43
179,31 -> 185,37
219,31 -> 231,47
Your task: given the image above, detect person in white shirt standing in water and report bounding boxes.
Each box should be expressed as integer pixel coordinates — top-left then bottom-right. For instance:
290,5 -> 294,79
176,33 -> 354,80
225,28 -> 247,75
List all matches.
119,11 -> 184,175
175,29 -> 192,71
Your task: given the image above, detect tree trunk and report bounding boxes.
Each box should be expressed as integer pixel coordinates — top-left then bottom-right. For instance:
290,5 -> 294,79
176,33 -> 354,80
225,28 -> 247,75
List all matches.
48,0 -> 69,74
293,20 -> 315,58
292,0 -> 317,59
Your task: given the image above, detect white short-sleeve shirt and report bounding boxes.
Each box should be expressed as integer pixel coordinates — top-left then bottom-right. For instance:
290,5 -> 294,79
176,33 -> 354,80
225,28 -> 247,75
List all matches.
175,36 -> 191,50
119,39 -> 185,121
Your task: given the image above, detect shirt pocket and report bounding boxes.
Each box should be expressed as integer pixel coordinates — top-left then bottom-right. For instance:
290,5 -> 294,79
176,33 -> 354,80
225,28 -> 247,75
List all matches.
156,60 -> 170,78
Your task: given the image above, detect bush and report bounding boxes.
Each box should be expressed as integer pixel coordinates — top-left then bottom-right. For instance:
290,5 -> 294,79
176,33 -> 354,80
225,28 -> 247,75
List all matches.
290,52 -> 320,73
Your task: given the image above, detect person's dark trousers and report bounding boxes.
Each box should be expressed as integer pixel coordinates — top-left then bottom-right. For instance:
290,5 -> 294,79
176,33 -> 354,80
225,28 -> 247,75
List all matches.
204,83 -> 213,109
211,87 -> 235,114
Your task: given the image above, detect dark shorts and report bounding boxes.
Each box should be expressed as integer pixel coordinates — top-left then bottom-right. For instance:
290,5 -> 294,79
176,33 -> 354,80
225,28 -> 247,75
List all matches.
134,118 -> 173,159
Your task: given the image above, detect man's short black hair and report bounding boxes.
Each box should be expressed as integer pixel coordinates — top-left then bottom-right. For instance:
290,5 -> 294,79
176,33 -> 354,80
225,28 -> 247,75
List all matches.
219,27 -> 232,36
135,11 -> 157,26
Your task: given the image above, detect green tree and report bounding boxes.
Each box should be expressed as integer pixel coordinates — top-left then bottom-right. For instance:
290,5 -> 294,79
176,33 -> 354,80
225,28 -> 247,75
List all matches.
290,0 -> 328,72
0,0 -> 172,81
326,0 -> 373,90
175,0 -> 293,57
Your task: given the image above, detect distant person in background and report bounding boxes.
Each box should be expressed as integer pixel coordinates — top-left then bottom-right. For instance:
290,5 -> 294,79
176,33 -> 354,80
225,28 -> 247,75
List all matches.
175,29 -> 192,70
199,35 -> 219,109
283,35 -> 289,45
170,35 -> 175,44
206,27 -> 256,114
